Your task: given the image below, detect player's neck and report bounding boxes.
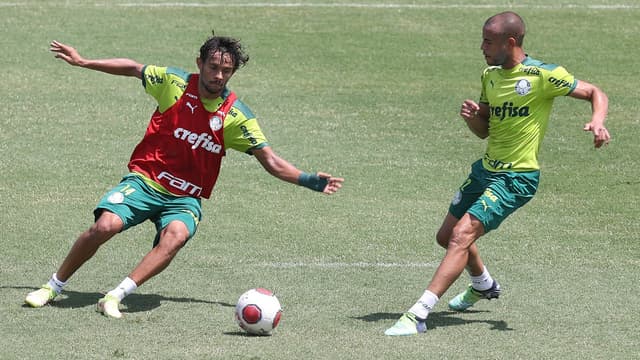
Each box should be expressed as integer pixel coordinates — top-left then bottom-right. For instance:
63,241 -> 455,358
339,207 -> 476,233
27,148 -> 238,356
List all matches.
502,50 -> 527,70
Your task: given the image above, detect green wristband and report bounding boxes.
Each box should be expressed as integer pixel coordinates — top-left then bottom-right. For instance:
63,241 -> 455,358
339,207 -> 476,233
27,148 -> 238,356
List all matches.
298,172 -> 328,192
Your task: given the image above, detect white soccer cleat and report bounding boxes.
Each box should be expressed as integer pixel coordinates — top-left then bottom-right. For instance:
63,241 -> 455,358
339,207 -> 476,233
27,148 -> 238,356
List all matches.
25,285 -> 58,308
97,295 -> 123,319
384,312 -> 427,336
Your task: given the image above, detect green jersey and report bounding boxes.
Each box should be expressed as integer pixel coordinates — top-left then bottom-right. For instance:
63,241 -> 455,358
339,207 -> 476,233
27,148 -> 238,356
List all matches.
479,56 -> 577,172
142,65 -> 268,154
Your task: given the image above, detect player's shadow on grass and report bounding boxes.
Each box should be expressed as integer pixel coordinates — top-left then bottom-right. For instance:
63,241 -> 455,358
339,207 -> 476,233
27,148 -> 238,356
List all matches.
11,286 -> 233,313
353,311 -> 514,331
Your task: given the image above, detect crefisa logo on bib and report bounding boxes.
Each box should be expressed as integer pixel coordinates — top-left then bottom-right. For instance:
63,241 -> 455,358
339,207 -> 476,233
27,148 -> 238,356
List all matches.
515,79 -> 531,96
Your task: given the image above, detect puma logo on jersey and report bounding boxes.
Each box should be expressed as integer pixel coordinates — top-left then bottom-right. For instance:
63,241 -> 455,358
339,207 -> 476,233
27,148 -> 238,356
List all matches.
186,102 -> 198,114
481,199 -> 491,212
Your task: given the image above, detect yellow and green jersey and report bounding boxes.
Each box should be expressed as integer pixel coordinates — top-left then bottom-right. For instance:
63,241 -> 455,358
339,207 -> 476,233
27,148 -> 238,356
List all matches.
142,65 -> 268,154
479,56 -> 576,172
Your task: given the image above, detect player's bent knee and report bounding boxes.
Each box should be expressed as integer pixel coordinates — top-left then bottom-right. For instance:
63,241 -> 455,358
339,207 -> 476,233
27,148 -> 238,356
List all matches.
448,228 -> 477,251
157,223 -> 190,253
163,222 -> 190,240
91,213 -> 123,236
447,214 -> 484,250
447,228 -> 481,252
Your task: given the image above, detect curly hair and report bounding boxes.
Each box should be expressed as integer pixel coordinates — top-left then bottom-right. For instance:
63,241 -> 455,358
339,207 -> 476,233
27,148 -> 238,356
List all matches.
199,33 -> 250,71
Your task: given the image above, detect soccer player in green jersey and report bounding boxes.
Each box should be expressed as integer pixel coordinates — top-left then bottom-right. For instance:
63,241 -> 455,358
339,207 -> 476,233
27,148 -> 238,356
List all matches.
25,35 -> 344,318
386,11 -> 610,336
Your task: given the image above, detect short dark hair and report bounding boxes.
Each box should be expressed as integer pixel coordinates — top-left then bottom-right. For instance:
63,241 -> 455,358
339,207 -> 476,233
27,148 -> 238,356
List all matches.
199,34 -> 249,71
485,11 -> 526,46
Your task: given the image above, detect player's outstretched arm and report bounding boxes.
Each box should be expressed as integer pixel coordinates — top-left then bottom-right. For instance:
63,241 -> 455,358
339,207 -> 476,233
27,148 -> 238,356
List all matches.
50,40 -> 143,79
252,146 -> 343,195
569,80 -> 610,148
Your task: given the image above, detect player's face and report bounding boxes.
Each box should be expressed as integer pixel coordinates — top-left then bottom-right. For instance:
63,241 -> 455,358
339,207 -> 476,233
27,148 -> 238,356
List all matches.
197,51 -> 235,98
480,27 -> 509,66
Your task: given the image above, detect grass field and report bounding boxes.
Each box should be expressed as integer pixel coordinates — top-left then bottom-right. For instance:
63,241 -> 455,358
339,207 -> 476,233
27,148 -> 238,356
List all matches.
2,1 -> 639,359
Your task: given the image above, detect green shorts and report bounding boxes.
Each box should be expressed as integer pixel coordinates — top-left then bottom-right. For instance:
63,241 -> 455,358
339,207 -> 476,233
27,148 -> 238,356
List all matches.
95,174 -> 202,246
449,159 -> 539,233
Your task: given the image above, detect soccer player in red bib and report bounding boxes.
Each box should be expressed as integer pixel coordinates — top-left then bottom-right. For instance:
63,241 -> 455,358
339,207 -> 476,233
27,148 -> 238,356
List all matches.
26,36 -> 344,318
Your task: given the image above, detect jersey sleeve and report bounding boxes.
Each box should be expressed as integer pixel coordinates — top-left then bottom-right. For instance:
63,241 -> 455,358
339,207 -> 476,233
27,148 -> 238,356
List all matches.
541,65 -> 577,98
142,65 -> 190,113
223,100 -> 269,154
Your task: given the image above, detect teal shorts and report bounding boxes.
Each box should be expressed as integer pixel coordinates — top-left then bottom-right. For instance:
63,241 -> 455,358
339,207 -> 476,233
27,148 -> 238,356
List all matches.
95,174 -> 202,247
449,159 -> 539,233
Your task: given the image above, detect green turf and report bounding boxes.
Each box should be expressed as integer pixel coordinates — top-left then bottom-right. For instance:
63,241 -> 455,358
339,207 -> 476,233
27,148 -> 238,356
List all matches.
2,1 -> 639,359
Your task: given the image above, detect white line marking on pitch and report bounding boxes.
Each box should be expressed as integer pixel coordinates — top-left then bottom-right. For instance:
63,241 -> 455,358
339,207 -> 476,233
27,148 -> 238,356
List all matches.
117,3 -> 640,10
2,2 -> 639,9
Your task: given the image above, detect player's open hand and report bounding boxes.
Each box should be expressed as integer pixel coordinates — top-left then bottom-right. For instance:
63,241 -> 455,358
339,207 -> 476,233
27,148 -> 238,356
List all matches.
583,122 -> 611,148
317,172 -> 344,195
50,40 -> 85,67
460,99 -> 481,121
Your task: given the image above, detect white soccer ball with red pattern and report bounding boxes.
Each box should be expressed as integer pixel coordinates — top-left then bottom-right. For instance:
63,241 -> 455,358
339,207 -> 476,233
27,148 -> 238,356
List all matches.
235,288 -> 282,335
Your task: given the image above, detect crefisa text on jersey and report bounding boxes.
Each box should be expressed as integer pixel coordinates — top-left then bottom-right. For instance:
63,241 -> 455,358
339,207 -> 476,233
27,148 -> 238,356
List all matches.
489,102 -> 530,121
173,128 -> 223,153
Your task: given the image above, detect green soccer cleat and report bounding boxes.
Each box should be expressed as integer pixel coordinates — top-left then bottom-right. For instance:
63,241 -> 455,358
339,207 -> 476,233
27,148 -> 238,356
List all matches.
25,285 -> 58,308
97,294 -> 123,319
448,281 -> 501,312
384,312 -> 427,336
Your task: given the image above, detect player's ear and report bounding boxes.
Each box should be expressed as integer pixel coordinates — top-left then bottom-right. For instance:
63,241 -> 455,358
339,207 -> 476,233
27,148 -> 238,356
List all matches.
196,57 -> 203,71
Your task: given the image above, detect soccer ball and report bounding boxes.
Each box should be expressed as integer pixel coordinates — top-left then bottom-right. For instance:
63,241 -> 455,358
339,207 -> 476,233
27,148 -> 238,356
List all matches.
235,288 -> 282,335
